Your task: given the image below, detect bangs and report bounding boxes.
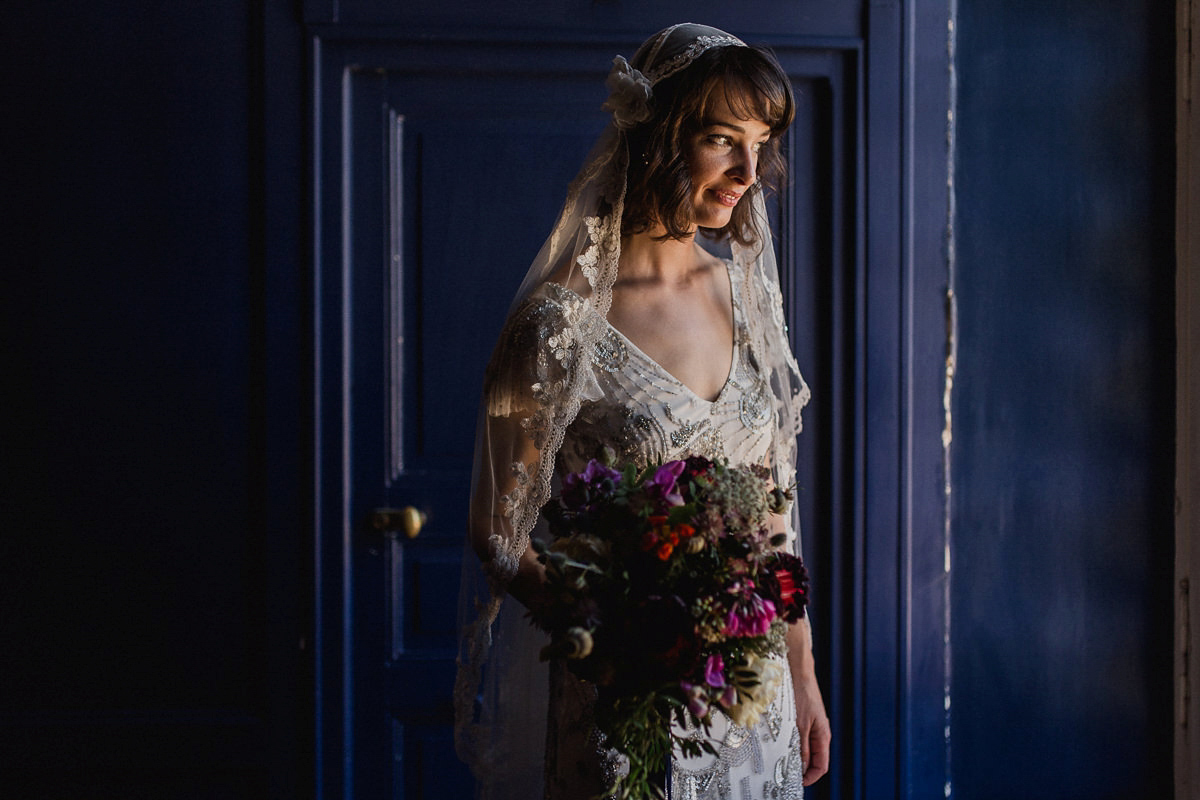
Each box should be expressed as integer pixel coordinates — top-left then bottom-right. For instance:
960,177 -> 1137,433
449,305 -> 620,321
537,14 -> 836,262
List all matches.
698,48 -> 794,134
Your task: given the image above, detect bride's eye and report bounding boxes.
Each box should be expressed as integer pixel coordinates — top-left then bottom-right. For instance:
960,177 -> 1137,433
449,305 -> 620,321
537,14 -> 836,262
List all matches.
706,134 -> 732,147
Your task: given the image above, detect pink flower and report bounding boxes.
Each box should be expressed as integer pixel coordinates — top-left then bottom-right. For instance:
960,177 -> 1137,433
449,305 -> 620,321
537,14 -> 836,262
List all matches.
724,590 -> 777,637
704,654 -> 726,688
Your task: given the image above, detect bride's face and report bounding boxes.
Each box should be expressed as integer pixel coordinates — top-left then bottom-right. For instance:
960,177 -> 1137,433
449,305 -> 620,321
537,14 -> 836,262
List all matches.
685,89 -> 772,230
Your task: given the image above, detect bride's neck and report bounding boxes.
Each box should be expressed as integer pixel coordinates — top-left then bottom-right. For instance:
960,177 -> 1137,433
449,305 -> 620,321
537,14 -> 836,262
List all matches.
619,227 -> 709,285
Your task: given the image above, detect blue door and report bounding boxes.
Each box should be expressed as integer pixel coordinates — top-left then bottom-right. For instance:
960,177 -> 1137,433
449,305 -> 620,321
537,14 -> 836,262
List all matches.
309,3 -> 950,797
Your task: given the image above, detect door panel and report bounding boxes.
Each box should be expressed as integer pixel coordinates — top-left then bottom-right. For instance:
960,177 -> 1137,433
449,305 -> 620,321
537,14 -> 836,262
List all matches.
318,50 -> 623,799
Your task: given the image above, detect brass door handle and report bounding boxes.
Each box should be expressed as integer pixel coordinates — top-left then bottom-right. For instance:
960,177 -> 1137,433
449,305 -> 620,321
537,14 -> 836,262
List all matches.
370,507 -> 427,539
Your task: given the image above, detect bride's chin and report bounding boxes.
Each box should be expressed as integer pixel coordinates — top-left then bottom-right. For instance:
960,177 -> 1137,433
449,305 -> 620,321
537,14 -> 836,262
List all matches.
694,209 -> 733,229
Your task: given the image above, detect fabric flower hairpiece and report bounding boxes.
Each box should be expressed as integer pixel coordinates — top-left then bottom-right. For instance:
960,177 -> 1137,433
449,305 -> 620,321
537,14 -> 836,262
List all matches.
602,55 -> 652,129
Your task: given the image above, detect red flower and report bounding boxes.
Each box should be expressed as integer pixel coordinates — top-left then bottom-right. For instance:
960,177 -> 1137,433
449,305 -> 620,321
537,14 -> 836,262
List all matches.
777,570 -> 797,604
766,552 -> 810,623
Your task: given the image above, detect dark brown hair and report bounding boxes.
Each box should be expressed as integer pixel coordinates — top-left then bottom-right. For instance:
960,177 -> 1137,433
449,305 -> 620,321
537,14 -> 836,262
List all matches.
622,45 -> 795,245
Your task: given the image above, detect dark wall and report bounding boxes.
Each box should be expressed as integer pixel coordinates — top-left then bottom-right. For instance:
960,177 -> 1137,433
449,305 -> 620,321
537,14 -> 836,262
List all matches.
953,1 -> 1175,797
0,2 -> 305,795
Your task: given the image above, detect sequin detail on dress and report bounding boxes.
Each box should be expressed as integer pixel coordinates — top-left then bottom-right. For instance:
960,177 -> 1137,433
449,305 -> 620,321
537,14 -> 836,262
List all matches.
593,329 -> 629,372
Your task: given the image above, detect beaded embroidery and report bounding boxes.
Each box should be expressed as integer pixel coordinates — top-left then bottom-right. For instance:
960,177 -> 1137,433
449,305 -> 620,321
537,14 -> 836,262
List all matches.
593,329 -> 629,372
645,34 -> 746,84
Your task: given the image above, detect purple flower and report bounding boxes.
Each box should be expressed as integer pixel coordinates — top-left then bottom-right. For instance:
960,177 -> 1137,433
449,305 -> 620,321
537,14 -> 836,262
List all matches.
704,654 -> 726,688
582,459 -> 622,485
644,460 -> 686,508
682,682 -> 710,717
561,459 -> 622,510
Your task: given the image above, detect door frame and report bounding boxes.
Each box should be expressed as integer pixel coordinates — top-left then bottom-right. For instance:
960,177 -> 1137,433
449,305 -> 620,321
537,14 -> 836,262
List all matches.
307,6 -> 955,797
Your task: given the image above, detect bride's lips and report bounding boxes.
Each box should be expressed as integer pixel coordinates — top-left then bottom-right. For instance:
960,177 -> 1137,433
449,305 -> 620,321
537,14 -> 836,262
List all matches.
712,189 -> 743,207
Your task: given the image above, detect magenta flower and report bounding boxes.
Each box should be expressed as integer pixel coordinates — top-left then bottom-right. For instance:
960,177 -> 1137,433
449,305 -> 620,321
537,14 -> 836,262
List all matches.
724,589 -> 777,637
704,654 -> 726,688
644,460 -> 686,507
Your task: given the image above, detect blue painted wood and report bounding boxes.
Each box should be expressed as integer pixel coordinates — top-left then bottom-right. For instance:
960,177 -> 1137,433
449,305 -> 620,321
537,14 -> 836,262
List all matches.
304,1 -> 862,38
953,1 -> 1174,798
906,2 -> 958,799
863,3 -> 904,796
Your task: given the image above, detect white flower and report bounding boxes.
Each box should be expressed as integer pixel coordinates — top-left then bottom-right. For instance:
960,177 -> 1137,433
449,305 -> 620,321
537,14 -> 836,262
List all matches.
601,56 -> 652,130
575,214 -> 619,282
721,654 -> 785,728
540,627 -> 594,661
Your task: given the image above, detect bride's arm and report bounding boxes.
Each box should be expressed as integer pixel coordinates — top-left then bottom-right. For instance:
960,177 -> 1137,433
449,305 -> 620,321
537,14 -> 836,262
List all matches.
786,616 -> 831,785
467,413 -> 549,611
769,504 -> 831,785
763,457 -> 831,786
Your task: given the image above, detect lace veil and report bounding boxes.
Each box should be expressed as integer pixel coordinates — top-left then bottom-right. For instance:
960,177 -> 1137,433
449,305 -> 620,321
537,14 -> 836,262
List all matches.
454,23 -> 810,799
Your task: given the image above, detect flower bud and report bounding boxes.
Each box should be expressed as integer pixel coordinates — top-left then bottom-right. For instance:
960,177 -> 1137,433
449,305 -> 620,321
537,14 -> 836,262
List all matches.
563,627 -> 594,659
598,444 -> 618,467
768,487 -> 791,515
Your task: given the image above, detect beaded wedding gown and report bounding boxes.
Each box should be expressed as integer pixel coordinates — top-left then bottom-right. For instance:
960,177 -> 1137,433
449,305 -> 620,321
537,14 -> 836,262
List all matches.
519,261 -> 806,800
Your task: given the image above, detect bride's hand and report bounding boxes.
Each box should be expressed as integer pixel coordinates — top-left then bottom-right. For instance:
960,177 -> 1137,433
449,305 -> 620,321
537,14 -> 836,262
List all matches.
793,669 -> 830,785
787,619 -> 831,786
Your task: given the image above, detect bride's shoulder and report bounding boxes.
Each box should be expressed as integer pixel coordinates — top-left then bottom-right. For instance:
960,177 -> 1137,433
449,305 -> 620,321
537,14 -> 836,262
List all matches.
544,260 -> 594,298
500,278 -> 595,350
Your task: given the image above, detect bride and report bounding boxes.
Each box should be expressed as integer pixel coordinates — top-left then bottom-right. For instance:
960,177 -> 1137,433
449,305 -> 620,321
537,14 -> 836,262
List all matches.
455,23 -> 830,800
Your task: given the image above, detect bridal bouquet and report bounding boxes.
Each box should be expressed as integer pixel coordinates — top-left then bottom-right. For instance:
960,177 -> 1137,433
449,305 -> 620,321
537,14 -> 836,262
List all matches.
528,451 -> 809,800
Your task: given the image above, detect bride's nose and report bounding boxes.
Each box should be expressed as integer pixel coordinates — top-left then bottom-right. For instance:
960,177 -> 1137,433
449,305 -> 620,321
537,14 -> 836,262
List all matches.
728,145 -> 758,185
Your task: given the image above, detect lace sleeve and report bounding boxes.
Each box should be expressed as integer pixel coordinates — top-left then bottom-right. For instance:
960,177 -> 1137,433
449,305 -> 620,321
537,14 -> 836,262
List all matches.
457,285 -> 607,792
473,287 -> 604,577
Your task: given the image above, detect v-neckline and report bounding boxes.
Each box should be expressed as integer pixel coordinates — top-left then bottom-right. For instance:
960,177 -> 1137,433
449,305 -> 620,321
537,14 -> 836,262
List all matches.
603,259 -> 739,404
